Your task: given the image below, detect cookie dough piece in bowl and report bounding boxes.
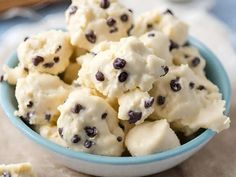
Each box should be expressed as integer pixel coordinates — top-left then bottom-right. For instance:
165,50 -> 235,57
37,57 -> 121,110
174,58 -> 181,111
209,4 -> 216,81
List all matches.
125,119 -> 180,156
15,72 -> 70,125
118,89 -> 154,125
0,163 -> 36,177
65,0 -> 133,50
17,30 -> 73,75
78,37 -> 165,98
57,88 -> 124,156
62,62 -> 81,84
149,65 -> 230,135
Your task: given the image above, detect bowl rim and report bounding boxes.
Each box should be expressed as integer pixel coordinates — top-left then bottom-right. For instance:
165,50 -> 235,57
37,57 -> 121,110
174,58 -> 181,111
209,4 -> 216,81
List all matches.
0,36 -> 231,165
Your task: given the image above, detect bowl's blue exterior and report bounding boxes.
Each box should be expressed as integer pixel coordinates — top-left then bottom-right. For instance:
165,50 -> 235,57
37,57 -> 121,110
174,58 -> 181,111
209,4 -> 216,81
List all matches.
0,37 -> 231,165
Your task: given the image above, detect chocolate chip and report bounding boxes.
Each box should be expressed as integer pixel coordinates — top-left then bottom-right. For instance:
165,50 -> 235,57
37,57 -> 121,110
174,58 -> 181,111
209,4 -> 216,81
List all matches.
191,57 -> 200,67
157,95 -> 166,105
84,140 -> 93,148
144,97 -> 154,108
101,112 -> 107,119
120,14 -> 129,22
45,113 -> 51,121
169,40 -> 179,51
189,82 -> 195,89
160,66 -> 169,77
85,30 -> 97,44
117,136 -> 123,142
148,33 -> 155,37
107,17 -> 116,26
118,71 -> 128,82
197,85 -> 206,90
71,134 -> 81,143
128,111 -> 142,124
170,79 -> 181,92
147,23 -> 153,29
113,58 -> 126,69
128,9 -> 133,13
184,54 -> 190,58
127,24 -> 134,36
2,171 -> 11,177
95,71 -> 105,81
43,62 -> 54,68
53,57 -> 60,63
58,128 -> 63,138
0,75 -> 4,82
71,104 -> 84,114
100,0 -> 110,9
27,101 -> 33,108
24,37 -> 29,42
118,122 -> 125,130
69,5 -> 78,15
84,126 -> 98,138
32,56 -> 44,66
55,45 -> 62,53
24,67 -> 29,72
109,26 -> 118,33
90,52 -> 97,56
164,9 -> 174,16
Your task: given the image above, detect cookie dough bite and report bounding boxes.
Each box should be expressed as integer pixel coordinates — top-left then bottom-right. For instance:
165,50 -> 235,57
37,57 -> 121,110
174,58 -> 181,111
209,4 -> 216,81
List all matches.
149,65 -> 230,135
78,37 -> 166,98
133,8 -> 189,45
17,30 -> 73,75
62,62 -> 81,84
0,163 -> 36,177
65,0 -> 134,50
125,119 -> 180,156
2,64 -> 28,85
171,46 -> 206,77
139,30 -> 173,65
15,72 -> 70,125
118,89 -> 154,125
57,89 -> 124,156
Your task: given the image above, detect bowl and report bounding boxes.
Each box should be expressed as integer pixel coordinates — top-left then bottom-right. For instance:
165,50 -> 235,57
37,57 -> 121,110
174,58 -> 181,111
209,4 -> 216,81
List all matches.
0,37 -> 231,177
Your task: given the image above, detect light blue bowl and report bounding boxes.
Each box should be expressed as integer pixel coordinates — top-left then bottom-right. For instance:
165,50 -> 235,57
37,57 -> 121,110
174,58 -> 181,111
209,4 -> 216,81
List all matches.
0,37 -> 231,177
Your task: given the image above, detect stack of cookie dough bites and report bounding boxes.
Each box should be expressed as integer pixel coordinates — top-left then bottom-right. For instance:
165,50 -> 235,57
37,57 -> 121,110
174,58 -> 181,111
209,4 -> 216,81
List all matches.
2,0 -> 230,157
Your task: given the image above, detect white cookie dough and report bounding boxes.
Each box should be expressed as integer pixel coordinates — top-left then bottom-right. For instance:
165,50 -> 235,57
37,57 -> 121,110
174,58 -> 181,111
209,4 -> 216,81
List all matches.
17,30 -> 73,75
15,72 -> 70,125
125,119 -> 180,156
78,37 -> 165,98
65,0 -> 133,50
57,88 -> 124,156
62,62 -> 81,84
149,65 -> 230,135
0,163 -> 36,177
118,89 -> 154,125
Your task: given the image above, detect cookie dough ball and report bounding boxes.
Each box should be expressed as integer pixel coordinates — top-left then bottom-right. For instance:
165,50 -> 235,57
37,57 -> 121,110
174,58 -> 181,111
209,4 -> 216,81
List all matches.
57,89 -> 124,156
62,62 -> 81,84
139,30 -> 173,65
0,163 -> 36,177
125,119 -> 180,156
118,89 -> 154,125
133,9 -> 189,45
78,37 -> 165,98
17,30 -> 73,75
171,46 -> 206,77
65,0 -> 133,50
149,65 -> 230,135
15,72 -> 70,125
2,64 -> 28,85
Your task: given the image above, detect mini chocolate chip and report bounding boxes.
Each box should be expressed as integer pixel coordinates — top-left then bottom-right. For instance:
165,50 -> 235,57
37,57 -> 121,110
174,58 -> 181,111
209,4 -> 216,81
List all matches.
109,26 -> 118,33
2,171 -> 11,177
169,40 -> 179,51
45,113 -> 51,121
0,75 -> 4,82
144,97 -> 154,108
90,52 -> 97,56
147,23 -> 153,29
101,112 -> 108,119
160,66 -> 169,77
157,95 -> 166,105
27,101 -> 33,108
197,85 -> 206,90
24,37 -> 29,42
71,104 -> 84,114
95,71 -> 105,81
117,136 -> 123,142
191,57 -> 200,67
84,126 -> 98,138
100,0 -> 110,9
32,56 -> 44,66
128,111 -> 142,124
113,58 -> 126,69
118,71 -> 128,82
128,9 -> 133,13
148,33 -> 155,37
69,5 -> 78,15
189,82 -> 195,89
58,128 -> 63,138
184,54 -> 190,58
85,30 -> 97,44
107,17 -> 116,26
84,140 -> 93,148
53,57 -> 60,63
164,9 -> 174,16
55,45 -> 62,53
43,62 -> 54,68
118,122 -> 125,130
170,79 -> 182,92
24,67 -> 29,72
71,134 -> 81,143
127,24 -> 134,36
120,14 -> 129,22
